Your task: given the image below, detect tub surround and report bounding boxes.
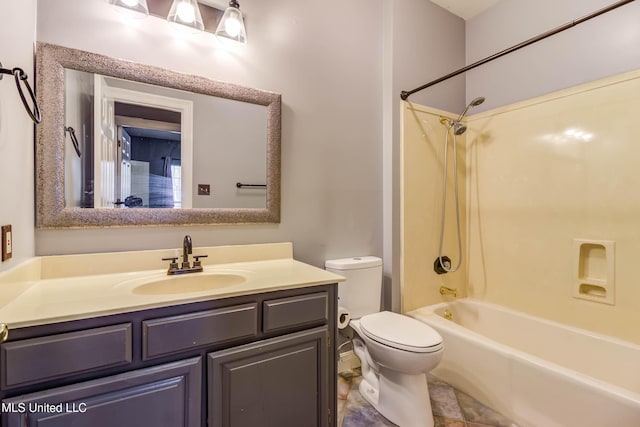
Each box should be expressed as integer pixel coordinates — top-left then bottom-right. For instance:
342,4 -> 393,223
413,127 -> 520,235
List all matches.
402,68 -> 640,345
464,69 -> 640,344
0,242 -> 345,328
400,102 -> 468,313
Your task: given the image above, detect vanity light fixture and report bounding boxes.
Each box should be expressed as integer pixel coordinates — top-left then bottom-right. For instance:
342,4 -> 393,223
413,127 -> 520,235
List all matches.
108,0 -> 149,18
109,0 -> 246,45
167,0 -> 205,33
215,0 -> 247,44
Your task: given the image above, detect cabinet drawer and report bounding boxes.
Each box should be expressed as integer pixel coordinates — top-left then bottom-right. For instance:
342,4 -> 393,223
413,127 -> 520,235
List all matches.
143,303 -> 257,360
263,292 -> 328,333
1,323 -> 132,390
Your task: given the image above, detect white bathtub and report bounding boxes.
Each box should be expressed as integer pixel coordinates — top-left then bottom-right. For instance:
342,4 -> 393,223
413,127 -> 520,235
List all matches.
408,298 -> 640,427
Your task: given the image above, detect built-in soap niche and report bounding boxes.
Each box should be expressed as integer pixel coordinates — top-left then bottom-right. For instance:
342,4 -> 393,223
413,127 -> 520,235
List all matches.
572,239 -> 614,305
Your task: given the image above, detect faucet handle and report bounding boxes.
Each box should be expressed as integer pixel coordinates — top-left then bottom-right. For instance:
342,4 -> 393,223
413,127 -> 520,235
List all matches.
192,255 -> 208,268
162,256 -> 179,271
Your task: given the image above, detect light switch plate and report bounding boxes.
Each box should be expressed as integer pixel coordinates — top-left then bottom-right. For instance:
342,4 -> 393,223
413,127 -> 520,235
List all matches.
1,225 -> 12,262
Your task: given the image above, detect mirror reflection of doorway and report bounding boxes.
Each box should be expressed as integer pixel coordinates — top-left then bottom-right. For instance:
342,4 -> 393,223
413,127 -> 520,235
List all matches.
92,75 -> 193,209
115,103 -> 182,208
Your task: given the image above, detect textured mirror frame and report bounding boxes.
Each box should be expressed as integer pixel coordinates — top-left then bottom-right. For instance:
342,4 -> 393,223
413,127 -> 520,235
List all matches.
35,42 -> 281,228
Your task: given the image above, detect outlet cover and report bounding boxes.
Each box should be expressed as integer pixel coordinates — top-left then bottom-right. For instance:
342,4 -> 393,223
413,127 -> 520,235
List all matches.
1,225 -> 12,262
198,184 -> 211,196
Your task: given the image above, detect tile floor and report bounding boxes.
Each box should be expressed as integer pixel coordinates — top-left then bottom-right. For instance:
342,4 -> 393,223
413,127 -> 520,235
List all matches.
338,370 -> 519,427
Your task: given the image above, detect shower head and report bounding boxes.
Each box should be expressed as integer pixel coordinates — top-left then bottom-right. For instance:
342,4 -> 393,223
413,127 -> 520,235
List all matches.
441,96 -> 484,135
440,117 -> 468,135
470,96 -> 486,107
456,96 -> 486,122
451,120 -> 467,135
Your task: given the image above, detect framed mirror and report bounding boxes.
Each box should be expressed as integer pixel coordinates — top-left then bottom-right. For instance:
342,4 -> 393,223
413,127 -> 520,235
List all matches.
35,42 -> 281,228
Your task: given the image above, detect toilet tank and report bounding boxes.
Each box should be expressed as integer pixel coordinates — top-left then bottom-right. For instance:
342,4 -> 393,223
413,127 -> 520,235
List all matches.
325,256 -> 382,319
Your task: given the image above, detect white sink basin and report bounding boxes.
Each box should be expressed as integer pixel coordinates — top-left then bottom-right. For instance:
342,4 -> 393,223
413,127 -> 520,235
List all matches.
129,272 -> 247,295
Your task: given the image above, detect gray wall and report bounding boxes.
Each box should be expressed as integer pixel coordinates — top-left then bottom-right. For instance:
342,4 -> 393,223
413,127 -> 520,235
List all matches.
466,0 -> 640,112
191,95 -> 267,209
0,0 -> 36,273
34,0 -> 384,269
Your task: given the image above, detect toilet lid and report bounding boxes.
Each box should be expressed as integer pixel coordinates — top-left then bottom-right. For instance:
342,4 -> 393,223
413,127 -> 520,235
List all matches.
359,311 -> 443,353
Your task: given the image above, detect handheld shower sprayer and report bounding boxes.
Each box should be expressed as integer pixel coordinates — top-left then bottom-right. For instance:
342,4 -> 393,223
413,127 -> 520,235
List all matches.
444,97 -> 485,137
435,96 -> 486,275
456,96 -> 485,122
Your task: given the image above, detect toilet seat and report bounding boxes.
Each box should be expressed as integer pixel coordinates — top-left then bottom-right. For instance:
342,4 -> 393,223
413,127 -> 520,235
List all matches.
359,311 -> 443,353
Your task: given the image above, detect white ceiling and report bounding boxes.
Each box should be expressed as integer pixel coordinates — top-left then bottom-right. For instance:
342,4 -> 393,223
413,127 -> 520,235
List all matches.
429,0 -> 501,20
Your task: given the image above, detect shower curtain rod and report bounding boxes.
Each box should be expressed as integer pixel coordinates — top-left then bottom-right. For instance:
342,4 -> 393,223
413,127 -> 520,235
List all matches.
400,0 -> 636,100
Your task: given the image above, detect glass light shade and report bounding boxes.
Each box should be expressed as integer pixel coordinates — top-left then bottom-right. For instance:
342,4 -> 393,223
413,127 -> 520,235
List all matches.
108,0 -> 149,18
215,2 -> 247,44
167,0 -> 205,33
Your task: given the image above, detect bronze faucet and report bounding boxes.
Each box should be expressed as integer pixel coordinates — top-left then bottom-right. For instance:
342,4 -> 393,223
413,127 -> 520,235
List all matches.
162,235 -> 208,275
182,235 -> 192,269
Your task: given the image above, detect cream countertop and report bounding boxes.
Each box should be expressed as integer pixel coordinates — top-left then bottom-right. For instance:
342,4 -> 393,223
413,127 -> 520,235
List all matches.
0,243 -> 345,329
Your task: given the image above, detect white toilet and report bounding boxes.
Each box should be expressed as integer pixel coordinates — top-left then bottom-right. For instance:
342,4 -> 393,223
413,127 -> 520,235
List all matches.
326,256 -> 443,427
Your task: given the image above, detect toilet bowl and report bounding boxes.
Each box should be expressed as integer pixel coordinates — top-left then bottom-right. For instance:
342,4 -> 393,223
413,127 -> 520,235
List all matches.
350,311 -> 443,427
325,256 -> 444,427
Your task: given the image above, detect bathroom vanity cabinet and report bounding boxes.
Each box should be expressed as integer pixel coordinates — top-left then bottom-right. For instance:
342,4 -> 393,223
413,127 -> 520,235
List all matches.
0,284 -> 337,427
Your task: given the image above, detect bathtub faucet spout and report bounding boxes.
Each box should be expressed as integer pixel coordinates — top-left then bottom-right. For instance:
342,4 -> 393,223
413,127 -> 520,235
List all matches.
440,286 -> 457,297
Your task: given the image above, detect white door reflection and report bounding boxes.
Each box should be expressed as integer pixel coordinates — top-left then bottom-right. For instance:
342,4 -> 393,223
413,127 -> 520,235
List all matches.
91,78 -> 193,209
